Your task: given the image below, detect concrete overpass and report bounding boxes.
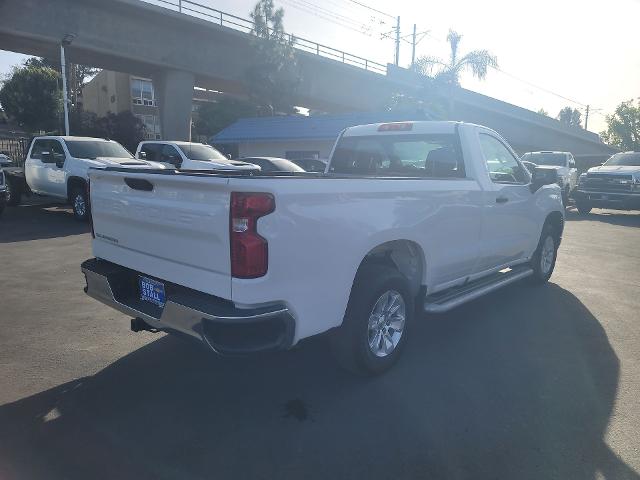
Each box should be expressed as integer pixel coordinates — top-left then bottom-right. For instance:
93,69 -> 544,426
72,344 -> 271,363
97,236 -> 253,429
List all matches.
0,0 -> 615,160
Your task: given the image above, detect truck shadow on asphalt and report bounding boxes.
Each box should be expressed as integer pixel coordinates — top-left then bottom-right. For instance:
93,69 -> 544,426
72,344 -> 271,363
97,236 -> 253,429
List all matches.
0,203 -> 89,243
565,207 -> 640,227
0,284 -> 638,480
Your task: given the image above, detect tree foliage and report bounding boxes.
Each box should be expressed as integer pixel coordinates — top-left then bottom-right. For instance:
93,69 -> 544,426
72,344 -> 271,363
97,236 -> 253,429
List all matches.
600,99 -> 640,151
413,30 -> 498,86
245,0 -> 300,115
193,97 -> 257,137
0,65 -> 61,134
557,106 -> 582,128
70,110 -> 145,152
537,108 -> 548,116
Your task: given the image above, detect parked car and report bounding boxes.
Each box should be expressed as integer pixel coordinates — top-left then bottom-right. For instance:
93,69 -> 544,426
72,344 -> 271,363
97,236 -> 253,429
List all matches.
574,151 -> 640,214
0,152 -> 27,207
0,168 -> 7,216
82,121 -> 564,374
520,151 -> 578,203
239,157 -> 305,173
22,136 -> 165,220
291,158 -> 327,172
136,141 -> 258,171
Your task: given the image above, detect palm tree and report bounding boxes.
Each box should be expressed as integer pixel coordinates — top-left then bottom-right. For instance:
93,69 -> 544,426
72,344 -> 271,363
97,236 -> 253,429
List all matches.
414,30 -> 498,86
413,30 -> 497,118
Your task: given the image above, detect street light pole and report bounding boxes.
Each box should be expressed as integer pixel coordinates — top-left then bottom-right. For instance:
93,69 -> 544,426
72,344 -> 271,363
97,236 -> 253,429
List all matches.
60,43 -> 70,136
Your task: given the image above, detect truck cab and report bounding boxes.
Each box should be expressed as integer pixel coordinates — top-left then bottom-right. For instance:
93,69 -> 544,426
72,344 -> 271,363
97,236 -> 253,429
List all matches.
520,151 -> 578,203
135,141 -> 258,171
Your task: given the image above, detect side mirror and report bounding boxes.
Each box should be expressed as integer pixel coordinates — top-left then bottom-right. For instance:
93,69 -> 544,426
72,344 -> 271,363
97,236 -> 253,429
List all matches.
530,166 -> 559,193
55,157 -> 65,168
41,151 -> 53,163
138,151 -> 147,160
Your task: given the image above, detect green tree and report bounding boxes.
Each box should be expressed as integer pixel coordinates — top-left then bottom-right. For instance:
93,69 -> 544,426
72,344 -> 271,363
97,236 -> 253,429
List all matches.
557,106 -> 582,128
70,110 -> 145,152
413,30 -> 498,86
193,97 -> 257,137
600,99 -> 640,151
0,65 -> 61,133
245,0 -> 300,115
537,108 -> 548,116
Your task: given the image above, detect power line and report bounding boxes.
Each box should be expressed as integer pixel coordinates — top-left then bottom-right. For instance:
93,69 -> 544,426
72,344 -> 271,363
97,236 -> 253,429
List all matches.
283,0 -> 377,30
344,0 -> 395,19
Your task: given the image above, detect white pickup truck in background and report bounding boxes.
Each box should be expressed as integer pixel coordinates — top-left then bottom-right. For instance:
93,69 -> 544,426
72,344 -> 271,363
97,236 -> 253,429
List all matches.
82,121 -> 564,374
22,136 -> 164,220
520,151 -> 578,203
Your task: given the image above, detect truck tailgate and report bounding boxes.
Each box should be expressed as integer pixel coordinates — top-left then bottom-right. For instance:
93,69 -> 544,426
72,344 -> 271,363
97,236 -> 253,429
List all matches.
89,169 -> 232,298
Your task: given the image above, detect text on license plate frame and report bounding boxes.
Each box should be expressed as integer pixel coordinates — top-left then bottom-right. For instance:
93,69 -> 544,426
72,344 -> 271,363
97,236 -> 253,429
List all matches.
139,276 -> 166,307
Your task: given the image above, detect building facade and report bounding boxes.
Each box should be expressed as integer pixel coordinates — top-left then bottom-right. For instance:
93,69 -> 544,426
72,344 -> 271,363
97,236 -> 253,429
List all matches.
82,70 -> 218,140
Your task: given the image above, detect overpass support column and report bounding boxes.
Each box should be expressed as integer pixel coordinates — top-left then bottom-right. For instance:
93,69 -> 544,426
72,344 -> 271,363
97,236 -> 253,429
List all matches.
154,70 -> 195,141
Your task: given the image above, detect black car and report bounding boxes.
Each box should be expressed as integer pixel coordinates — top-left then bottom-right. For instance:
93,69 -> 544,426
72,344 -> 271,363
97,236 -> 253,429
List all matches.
240,157 -> 305,173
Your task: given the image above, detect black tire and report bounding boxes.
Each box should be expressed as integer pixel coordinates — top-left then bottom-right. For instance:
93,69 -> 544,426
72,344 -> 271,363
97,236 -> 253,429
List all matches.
576,202 -> 592,215
70,187 -> 90,221
5,178 -> 21,206
330,264 -> 414,375
529,224 -> 558,284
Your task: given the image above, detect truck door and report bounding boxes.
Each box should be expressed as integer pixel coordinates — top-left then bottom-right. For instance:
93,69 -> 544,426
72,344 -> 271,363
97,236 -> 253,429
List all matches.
24,139 -> 49,195
476,132 -> 538,271
45,139 -> 68,198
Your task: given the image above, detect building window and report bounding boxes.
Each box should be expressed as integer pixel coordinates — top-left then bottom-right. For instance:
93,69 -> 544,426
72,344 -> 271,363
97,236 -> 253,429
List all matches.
285,150 -> 320,161
136,114 -> 161,139
131,78 -> 155,106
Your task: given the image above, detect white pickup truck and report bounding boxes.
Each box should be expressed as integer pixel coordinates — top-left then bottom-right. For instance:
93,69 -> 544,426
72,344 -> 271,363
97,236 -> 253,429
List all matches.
82,121 -> 564,374
22,136 -> 164,220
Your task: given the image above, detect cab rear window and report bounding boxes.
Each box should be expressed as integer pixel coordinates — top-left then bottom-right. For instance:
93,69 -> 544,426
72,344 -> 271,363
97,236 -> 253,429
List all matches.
330,134 -> 464,178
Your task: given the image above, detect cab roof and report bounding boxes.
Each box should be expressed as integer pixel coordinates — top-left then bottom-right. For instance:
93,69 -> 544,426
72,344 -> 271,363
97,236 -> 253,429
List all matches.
343,121 -> 470,137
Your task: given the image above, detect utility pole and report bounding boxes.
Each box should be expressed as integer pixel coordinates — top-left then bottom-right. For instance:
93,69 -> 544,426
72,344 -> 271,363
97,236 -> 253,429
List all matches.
411,24 -> 417,68
394,16 -> 400,66
584,105 -> 590,130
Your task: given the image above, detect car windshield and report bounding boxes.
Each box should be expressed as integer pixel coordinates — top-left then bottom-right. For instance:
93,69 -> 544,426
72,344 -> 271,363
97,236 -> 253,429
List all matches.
604,152 -> 640,166
521,153 -> 567,166
177,144 -> 226,161
65,140 -> 133,159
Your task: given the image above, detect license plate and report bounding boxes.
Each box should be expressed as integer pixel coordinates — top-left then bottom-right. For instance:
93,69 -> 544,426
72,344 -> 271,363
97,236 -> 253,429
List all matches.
139,276 -> 166,307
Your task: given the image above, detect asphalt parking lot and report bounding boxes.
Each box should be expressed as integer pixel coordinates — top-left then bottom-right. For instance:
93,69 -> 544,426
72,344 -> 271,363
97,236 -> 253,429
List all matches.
0,202 -> 639,480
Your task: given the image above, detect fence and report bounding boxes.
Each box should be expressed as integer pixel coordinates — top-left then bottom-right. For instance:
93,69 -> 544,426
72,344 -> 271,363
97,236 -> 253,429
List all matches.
147,0 -> 387,75
0,137 -> 30,167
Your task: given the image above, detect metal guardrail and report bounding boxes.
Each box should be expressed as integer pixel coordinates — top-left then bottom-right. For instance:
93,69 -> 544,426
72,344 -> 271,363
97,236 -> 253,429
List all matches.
147,0 -> 387,75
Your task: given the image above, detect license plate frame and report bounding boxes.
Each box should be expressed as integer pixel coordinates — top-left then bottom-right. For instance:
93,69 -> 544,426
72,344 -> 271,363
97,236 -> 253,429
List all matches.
139,276 -> 166,308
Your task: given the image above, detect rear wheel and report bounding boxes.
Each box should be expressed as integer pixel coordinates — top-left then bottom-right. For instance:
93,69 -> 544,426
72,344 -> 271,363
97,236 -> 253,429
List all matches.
529,224 -> 558,284
330,264 -> 413,375
5,178 -> 21,206
71,187 -> 90,221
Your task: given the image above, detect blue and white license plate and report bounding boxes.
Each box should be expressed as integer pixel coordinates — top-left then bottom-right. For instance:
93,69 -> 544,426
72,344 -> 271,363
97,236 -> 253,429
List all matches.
139,276 -> 166,307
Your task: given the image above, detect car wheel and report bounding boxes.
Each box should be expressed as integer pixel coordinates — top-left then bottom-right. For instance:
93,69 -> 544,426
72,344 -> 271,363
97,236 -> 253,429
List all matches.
529,224 -> 558,284
330,264 -> 413,375
5,178 -> 21,206
71,187 -> 90,221
576,202 -> 592,215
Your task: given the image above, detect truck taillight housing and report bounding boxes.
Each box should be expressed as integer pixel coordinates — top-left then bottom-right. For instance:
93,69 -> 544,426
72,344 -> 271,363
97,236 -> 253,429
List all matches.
87,179 -> 94,238
230,192 -> 275,278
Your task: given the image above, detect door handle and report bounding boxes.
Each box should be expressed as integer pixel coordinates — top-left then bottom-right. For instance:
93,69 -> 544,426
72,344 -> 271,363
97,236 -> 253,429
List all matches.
496,196 -> 509,204
124,178 -> 154,191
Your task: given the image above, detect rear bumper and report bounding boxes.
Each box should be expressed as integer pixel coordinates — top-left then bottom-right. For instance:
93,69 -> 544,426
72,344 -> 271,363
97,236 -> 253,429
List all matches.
81,258 -> 295,355
574,189 -> 640,210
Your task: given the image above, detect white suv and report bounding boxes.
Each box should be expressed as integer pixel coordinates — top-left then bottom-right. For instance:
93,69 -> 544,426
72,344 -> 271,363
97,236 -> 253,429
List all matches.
24,136 -> 164,220
135,141 -> 257,171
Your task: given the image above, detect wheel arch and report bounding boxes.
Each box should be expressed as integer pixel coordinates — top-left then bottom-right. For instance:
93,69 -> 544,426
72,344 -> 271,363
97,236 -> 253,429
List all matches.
543,210 -> 564,242
66,176 -> 87,202
353,239 -> 426,299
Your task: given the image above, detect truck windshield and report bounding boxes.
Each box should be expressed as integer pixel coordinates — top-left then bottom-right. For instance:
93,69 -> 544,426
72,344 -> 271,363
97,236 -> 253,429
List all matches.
521,153 -> 566,166
604,152 -> 640,166
65,141 -> 133,159
177,144 -> 226,161
330,134 -> 464,178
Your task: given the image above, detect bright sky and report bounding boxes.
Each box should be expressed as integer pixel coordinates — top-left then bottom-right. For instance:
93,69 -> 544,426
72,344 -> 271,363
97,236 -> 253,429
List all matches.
2,0 -> 639,133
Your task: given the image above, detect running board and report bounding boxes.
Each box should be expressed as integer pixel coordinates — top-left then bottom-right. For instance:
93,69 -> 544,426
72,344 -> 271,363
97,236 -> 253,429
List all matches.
424,265 -> 533,314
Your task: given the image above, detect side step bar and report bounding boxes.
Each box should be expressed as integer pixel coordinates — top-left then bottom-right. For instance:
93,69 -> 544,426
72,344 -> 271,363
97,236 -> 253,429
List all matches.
424,266 -> 533,314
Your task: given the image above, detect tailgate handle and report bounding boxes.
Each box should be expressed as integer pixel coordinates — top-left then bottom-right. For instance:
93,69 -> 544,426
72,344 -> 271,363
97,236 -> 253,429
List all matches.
124,178 -> 154,192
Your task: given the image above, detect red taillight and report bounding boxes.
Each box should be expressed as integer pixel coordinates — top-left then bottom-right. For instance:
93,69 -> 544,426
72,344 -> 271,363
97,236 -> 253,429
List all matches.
230,192 -> 275,278
87,179 -> 94,238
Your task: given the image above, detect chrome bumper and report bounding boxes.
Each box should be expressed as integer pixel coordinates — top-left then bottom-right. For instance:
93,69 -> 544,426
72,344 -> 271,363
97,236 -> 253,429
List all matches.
81,258 -> 295,354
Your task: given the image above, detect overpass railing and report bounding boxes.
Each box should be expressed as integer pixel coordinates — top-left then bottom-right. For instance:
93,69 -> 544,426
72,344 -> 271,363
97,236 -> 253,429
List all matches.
148,0 -> 387,75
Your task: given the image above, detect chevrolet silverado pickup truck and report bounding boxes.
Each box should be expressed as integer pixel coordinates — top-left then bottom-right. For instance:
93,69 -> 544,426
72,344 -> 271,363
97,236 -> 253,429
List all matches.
520,151 -> 578,204
574,151 -> 640,214
81,121 -> 564,374
20,136 -> 164,220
